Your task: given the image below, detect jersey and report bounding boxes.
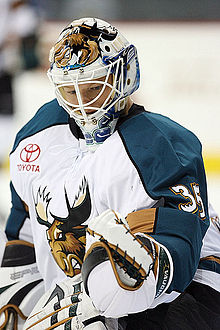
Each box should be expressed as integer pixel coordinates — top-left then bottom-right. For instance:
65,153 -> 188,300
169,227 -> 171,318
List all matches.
63,104 -> 220,316
5,101 -> 220,316
6,99 -> 87,290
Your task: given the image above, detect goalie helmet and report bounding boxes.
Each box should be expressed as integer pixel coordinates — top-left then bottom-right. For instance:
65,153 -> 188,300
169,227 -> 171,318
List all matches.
48,17 -> 140,150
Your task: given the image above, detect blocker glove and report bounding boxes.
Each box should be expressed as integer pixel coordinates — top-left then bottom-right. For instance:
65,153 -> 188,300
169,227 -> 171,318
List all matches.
24,274 -> 108,329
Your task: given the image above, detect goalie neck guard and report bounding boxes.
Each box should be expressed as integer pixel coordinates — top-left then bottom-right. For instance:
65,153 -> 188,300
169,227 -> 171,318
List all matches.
48,17 -> 140,151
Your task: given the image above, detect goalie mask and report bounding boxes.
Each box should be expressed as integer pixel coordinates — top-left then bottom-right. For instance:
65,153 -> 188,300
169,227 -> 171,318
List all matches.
48,17 -> 140,150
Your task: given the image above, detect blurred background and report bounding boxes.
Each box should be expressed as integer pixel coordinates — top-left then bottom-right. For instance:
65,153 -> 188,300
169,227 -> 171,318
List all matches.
0,0 -> 219,229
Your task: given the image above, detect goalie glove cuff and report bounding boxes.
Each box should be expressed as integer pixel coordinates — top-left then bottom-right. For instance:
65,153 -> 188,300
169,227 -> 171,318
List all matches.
136,234 -> 173,298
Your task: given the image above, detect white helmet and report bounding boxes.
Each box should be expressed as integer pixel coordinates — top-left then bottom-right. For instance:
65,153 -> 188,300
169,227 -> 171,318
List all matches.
48,17 -> 140,150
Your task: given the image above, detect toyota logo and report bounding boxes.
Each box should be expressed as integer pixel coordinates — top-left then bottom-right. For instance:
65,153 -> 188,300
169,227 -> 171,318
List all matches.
20,144 -> 41,162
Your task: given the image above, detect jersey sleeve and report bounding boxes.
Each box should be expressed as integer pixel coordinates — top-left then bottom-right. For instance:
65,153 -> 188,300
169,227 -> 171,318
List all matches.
118,111 -> 210,294
5,181 -> 33,243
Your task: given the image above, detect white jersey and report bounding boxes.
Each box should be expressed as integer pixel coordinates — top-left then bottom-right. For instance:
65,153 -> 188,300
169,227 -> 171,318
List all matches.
64,104 -> 220,314
6,101 -> 220,315
8,99 -> 86,289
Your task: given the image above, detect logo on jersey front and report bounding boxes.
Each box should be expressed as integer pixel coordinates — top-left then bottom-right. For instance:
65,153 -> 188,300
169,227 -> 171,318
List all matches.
34,177 -> 91,277
20,144 -> 41,162
18,143 -> 41,172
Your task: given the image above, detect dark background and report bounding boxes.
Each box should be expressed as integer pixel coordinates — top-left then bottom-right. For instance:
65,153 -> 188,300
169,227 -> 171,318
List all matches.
34,0 -> 220,21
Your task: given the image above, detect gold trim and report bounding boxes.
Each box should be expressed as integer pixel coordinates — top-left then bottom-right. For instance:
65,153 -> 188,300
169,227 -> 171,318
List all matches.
6,240 -> 34,248
45,317 -> 73,330
0,304 -> 27,330
126,208 -> 156,234
25,303 -> 73,329
200,255 -> 220,265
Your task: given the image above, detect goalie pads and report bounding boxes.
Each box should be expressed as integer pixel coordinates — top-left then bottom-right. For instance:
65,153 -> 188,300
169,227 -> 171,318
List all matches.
0,239 -> 44,330
24,274 -> 114,329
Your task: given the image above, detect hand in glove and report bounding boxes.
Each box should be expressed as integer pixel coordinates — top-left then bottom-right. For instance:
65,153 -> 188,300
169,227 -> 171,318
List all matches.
24,274 -> 107,330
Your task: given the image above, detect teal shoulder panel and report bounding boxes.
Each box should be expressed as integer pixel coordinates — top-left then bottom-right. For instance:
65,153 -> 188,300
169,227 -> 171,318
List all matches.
118,111 -> 208,217
11,99 -> 69,153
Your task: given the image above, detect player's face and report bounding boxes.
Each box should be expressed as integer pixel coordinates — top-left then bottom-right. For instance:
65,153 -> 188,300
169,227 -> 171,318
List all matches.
59,75 -> 113,114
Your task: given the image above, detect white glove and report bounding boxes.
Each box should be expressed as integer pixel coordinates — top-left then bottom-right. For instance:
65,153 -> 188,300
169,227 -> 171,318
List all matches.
85,209 -> 154,290
24,274 -> 107,330
83,210 -> 173,318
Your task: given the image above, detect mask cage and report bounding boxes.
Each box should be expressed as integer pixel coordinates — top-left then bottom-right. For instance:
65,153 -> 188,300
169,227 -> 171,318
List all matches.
53,58 -> 124,124
48,44 -> 140,124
